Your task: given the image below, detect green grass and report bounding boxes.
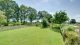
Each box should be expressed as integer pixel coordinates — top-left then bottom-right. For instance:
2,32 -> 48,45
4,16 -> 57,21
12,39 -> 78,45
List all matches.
0,26 -> 64,45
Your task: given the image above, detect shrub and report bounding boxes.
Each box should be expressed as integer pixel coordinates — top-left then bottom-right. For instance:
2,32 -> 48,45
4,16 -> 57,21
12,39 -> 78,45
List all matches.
35,22 -> 41,27
62,25 -> 78,45
67,27 -> 75,31
62,25 -> 75,32
41,18 -> 49,28
52,24 -> 60,29
14,22 -> 21,25
0,20 -> 7,26
65,31 -> 78,45
9,22 -> 21,26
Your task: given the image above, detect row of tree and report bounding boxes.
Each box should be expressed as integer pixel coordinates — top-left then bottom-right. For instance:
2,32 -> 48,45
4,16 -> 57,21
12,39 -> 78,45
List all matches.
0,0 -> 54,25
0,0 -> 76,26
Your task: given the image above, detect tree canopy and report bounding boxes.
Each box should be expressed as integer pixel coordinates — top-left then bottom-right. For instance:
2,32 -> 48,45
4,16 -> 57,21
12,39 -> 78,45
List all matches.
0,0 -> 70,26
27,7 -> 37,22
38,11 -> 52,23
54,11 -> 69,24
0,0 -> 19,25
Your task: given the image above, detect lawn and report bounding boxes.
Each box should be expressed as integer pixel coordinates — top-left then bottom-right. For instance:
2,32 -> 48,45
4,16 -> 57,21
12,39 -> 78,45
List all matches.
0,26 -> 64,45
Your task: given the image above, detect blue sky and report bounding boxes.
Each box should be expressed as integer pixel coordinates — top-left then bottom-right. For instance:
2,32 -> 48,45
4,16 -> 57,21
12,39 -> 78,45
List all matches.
15,0 -> 80,22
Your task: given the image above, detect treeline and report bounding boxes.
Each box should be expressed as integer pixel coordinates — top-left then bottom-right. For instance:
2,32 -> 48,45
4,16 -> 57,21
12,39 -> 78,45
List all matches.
0,0 -> 71,26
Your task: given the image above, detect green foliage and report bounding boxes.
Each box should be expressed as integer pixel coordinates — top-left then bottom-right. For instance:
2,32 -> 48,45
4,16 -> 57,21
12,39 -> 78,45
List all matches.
62,25 -> 75,32
51,24 -> 78,45
27,7 -> 37,23
19,5 -> 28,24
41,18 -> 49,28
14,22 -> 21,25
0,0 -> 19,25
0,10 -> 7,26
51,24 -> 60,29
35,21 -> 41,27
67,27 -> 75,31
38,11 -> 52,23
70,19 -> 76,24
64,31 -> 78,45
62,25 -> 78,45
9,22 -> 21,26
54,11 -> 69,24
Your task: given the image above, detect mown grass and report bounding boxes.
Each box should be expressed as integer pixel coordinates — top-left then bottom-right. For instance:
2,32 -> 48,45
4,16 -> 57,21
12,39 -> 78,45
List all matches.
0,26 -> 64,45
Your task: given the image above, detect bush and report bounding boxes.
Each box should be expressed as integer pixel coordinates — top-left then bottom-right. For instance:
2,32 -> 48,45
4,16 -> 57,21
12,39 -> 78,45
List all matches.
64,31 -> 78,45
35,22 -> 41,27
9,22 -> 21,26
0,20 -> 7,26
62,25 -> 78,45
41,18 -> 49,28
62,25 -> 75,32
51,24 -> 61,30
67,27 -> 75,31
14,22 -> 21,25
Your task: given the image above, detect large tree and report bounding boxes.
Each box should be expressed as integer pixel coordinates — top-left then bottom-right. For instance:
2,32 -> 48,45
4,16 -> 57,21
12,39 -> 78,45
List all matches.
0,0 -> 19,25
27,7 -> 37,23
54,11 -> 69,24
53,11 -> 69,37
19,5 -> 28,24
38,11 -> 52,23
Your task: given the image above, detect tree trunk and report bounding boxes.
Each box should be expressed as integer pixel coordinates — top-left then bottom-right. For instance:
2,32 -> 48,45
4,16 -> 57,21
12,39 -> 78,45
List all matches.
23,15 -> 26,24
20,18 -> 23,24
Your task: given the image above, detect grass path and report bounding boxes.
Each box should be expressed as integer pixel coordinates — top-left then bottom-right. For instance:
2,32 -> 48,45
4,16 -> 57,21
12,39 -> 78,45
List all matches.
0,26 -> 64,45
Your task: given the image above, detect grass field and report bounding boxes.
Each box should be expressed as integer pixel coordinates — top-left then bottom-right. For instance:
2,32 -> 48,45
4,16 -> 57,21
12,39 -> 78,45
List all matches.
0,26 -> 64,45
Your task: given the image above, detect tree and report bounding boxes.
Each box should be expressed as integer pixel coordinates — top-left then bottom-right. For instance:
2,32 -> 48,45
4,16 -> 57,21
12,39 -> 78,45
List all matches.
53,11 -> 69,39
0,0 -> 19,25
19,5 -> 28,24
10,1 -> 19,22
70,19 -> 76,24
54,11 -> 69,24
38,11 -> 52,23
27,7 -> 37,23
0,10 -> 6,26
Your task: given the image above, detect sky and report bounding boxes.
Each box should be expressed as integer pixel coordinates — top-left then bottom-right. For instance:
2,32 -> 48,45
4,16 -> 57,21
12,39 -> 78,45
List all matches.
15,0 -> 80,22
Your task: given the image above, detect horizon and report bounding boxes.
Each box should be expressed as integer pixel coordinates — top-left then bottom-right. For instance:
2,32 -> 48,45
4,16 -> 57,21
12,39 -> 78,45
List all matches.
14,0 -> 80,22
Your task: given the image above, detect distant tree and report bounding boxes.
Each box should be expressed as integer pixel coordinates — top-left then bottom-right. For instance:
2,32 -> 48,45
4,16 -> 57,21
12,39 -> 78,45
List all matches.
54,11 -> 69,24
70,19 -> 76,24
38,11 -> 52,23
27,7 -> 37,23
19,5 -> 28,24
